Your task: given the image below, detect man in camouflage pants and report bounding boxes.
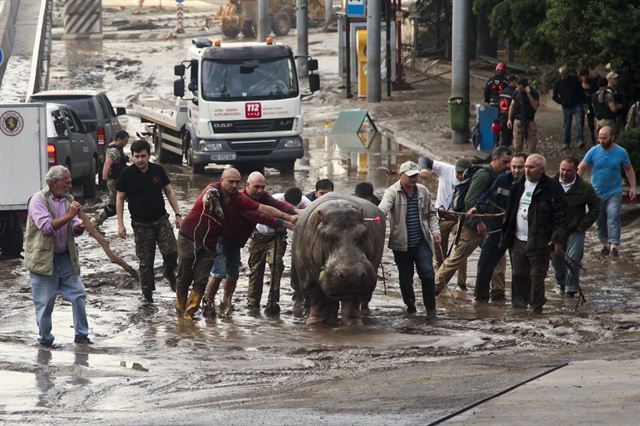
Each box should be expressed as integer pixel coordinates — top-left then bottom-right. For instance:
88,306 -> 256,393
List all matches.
247,187 -> 311,313
116,140 -> 182,302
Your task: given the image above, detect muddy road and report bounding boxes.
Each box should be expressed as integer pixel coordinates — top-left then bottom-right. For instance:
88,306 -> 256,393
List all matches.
1,9 -> 640,425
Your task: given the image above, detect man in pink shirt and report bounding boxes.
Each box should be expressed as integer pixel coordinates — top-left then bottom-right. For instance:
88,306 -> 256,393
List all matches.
24,165 -> 91,347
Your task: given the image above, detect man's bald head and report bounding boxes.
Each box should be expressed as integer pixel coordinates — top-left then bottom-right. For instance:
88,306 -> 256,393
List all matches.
220,168 -> 241,195
245,171 -> 267,200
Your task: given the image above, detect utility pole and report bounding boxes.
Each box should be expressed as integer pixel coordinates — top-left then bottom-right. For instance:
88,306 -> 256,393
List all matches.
325,0 -> 333,27
297,0 -> 308,76
451,0 -> 470,144
366,0 -> 381,103
257,0 -> 269,41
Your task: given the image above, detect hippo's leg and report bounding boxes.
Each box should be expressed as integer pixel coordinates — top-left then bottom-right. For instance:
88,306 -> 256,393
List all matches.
341,299 -> 362,325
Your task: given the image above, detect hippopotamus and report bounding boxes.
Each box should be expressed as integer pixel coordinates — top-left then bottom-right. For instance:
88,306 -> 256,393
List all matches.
292,193 -> 386,325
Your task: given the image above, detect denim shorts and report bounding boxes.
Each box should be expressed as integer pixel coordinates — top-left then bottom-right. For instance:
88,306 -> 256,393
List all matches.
210,237 -> 242,279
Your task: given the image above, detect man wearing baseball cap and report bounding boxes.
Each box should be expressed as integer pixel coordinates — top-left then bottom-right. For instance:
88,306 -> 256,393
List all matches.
379,161 -> 442,320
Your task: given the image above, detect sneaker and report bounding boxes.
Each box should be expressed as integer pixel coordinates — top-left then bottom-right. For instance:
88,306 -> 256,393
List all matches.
74,335 -> 94,345
458,282 -> 468,291
202,299 -> 216,319
490,291 -> 506,302
611,248 -> 619,257
264,302 -> 281,316
600,246 -> 610,256
407,305 -> 417,314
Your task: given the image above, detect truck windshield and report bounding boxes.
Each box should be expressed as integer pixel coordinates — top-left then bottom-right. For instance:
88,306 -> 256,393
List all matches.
201,56 -> 299,101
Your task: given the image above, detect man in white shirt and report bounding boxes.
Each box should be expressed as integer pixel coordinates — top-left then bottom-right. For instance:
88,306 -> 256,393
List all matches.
419,156 -> 472,290
247,187 -> 311,314
500,154 -> 567,314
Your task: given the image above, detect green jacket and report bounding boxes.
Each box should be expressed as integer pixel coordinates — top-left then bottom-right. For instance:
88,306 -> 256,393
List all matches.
553,174 -> 601,234
464,165 -> 499,229
24,189 -> 80,276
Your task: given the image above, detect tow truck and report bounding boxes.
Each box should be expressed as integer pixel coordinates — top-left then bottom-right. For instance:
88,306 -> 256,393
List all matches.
134,37 -> 320,174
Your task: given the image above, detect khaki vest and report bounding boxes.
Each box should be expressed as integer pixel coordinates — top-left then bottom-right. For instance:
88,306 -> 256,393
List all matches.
24,189 -> 80,276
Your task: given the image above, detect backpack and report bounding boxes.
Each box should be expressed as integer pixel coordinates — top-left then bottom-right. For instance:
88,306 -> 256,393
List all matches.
593,88 -> 613,119
451,165 -> 486,212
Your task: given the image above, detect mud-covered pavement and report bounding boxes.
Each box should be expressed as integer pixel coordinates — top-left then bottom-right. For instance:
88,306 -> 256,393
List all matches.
1,7 -> 640,425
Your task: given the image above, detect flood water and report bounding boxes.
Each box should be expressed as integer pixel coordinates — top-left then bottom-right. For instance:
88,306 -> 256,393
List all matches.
1,18 -> 639,424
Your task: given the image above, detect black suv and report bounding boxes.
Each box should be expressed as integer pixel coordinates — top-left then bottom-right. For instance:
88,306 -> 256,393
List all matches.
29,90 -> 126,186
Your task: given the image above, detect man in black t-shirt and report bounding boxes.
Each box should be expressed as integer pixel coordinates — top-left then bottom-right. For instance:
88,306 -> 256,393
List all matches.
116,140 -> 183,302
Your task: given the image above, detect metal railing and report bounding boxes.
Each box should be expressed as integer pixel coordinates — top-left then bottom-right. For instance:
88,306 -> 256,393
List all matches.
25,0 -> 52,100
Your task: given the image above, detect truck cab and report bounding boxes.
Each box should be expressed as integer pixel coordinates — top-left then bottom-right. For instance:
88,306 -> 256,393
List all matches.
168,38 -> 319,174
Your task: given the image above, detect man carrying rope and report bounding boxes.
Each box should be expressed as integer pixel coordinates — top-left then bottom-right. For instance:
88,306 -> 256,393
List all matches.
175,168 -> 296,320
435,146 -> 512,295
468,152 -> 527,302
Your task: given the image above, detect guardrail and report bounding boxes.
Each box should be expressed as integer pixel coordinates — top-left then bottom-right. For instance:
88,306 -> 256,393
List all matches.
25,0 -> 52,100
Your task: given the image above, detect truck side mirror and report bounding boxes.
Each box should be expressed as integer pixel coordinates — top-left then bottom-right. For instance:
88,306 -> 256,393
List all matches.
174,79 -> 185,98
307,59 -> 318,72
174,64 -> 185,77
309,73 -> 320,92
116,107 -> 126,116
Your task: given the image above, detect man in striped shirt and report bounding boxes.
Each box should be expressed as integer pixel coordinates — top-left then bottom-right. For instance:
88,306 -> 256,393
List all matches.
379,161 -> 441,319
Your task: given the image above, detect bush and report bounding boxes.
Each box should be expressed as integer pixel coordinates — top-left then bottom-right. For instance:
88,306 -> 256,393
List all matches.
616,127 -> 640,174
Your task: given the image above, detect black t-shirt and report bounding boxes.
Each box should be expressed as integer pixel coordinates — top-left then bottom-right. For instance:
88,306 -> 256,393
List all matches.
117,162 -> 170,222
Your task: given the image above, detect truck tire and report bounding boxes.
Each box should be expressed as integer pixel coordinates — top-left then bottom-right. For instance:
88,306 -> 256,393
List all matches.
242,21 -> 256,39
83,157 -> 98,199
272,12 -> 291,36
279,160 -> 295,174
184,132 -> 206,174
0,212 -> 24,258
222,20 -> 240,38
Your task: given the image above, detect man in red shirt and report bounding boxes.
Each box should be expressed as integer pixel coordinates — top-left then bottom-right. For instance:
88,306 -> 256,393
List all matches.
176,168 -> 295,319
202,171 -> 300,318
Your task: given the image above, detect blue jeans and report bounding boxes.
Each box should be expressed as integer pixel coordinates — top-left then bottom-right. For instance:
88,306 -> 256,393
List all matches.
562,104 -> 584,146
551,231 -> 585,293
210,237 -> 242,280
30,252 -> 89,345
392,239 -> 436,311
596,193 -> 622,244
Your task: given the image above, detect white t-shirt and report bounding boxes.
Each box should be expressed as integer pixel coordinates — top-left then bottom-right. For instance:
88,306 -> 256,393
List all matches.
515,180 -> 538,241
560,177 -> 575,193
255,193 -> 311,236
432,160 -> 461,210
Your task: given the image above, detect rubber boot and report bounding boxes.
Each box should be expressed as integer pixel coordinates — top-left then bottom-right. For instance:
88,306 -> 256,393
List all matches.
175,292 -> 187,317
218,279 -> 236,316
183,290 -> 203,320
264,285 -> 280,316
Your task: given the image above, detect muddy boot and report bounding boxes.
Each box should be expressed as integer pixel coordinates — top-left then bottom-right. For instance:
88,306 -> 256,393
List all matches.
183,290 -> 203,320
218,279 -> 236,317
175,292 -> 187,317
202,297 -> 216,319
292,301 -> 304,318
264,285 -> 280,316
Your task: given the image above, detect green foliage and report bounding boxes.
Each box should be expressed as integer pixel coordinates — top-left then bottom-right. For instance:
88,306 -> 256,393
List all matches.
617,127 -> 640,174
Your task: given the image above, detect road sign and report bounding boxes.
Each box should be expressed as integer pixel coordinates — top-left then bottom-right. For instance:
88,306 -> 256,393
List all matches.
346,0 -> 365,17
0,48 -> 4,66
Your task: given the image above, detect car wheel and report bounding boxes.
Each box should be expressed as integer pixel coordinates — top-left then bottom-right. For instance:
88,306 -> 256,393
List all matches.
83,157 -> 97,199
0,212 -> 24,258
279,160 -> 295,175
184,132 -> 205,174
272,12 -> 290,36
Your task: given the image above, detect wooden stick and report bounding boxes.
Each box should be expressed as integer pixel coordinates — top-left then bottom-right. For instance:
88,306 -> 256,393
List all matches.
78,210 -> 139,281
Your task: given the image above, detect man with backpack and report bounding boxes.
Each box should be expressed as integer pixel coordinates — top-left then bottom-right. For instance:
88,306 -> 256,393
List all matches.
435,147 -> 512,295
508,78 -> 540,153
593,72 -> 624,135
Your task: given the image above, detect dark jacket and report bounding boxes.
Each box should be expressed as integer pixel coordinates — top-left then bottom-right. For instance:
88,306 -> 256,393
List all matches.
464,165 -> 499,229
552,175 -> 601,234
500,174 -> 567,253
552,75 -> 582,108
475,170 -> 516,231
484,74 -> 507,104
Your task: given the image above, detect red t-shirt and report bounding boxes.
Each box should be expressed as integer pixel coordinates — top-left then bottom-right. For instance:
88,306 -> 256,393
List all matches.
180,183 -> 260,249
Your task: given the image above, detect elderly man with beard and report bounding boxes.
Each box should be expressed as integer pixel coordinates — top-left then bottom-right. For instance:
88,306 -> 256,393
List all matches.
25,165 -> 92,347
500,154 -> 567,314
176,169 -> 296,320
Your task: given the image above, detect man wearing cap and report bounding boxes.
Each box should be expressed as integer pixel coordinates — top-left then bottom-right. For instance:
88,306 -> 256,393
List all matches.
379,161 -> 441,319
435,146 -> 512,295
595,71 -> 624,135
418,155 -> 471,291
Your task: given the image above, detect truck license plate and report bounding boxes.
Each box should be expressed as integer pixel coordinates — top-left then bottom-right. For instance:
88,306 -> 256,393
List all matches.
210,153 -> 236,161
